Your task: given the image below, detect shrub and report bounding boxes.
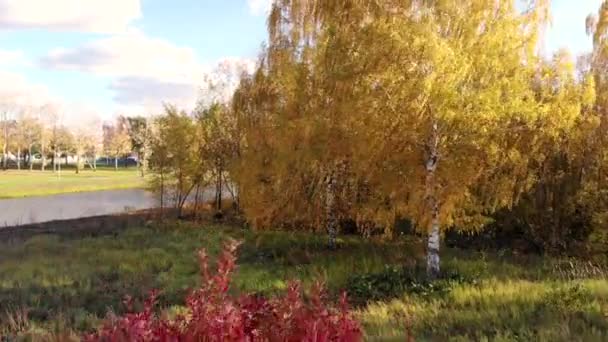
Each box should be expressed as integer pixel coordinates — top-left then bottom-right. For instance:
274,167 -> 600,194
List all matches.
84,239 -> 362,341
346,265 -> 471,304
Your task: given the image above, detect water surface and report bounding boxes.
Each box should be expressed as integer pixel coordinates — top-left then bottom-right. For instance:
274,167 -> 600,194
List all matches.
0,189 -> 157,227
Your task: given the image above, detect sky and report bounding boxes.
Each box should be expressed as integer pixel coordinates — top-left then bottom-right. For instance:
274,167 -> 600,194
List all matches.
0,0 -> 603,125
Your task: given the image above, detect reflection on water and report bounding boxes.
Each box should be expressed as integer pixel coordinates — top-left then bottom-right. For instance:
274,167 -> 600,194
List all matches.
0,189 -> 157,227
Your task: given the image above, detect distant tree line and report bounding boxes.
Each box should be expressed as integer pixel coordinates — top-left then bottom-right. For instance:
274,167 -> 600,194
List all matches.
0,108 -> 150,174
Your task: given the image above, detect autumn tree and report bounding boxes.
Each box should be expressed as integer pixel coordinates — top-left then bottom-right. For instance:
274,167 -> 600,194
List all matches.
103,119 -> 131,171
86,131 -> 103,171
50,124 -> 74,173
72,126 -> 95,174
340,0 -> 557,276
17,112 -> 42,171
0,106 -> 16,170
480,48 -> 597,253
148,105 -> 198,217
196,102 -> 239,215
231,0 -> 565,275
231,0 -> 368,248
569,0 -> 608,252
126,116 -> 151,177
13,109 -> 41,170
148,117 -> 171,217
38,104 -> 58,171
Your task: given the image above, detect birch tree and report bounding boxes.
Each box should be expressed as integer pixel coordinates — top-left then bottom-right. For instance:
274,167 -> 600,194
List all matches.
0,107 -> 16,170
232,0 -> 557,272
73,127 -> 93,174
353,0 -> 552,277
103,119 -> 131,171
126,116 -> 150,177
232,0 -> 367,248
148,105 -> 198,217
196,102 -> 239,215
16,111 -> 42,171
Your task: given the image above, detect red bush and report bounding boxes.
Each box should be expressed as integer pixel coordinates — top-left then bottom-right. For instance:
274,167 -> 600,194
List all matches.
85,239 -> 362,342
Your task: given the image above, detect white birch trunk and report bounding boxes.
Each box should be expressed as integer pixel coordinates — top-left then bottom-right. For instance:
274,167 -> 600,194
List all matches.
326,172 -> 338,249
425,122 -> 441,278
427,202 -> 441,278
16,148 -> 20,170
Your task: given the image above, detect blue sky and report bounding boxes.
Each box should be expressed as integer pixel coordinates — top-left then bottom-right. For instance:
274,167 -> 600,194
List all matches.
0,0 -> 603,123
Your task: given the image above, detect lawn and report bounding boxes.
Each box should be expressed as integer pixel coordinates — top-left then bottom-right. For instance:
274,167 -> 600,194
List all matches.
1,223 -> 607,340
0,169 -> 147,198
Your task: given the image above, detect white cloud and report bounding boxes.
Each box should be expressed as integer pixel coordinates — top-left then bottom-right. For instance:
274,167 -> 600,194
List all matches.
41,33 -> 257,112
0,70 -> 105,129
0,0 -> 141,33
41,31 -> 206,84
0,50 -> 27,66
248,0 -> 273,16
0,70 -> 53,108
110,77 -> 199,110
110,58 -> 256,113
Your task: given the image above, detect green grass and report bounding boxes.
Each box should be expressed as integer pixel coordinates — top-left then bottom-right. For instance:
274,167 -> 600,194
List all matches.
0,169 -> 146,198
1,223 -> 607,340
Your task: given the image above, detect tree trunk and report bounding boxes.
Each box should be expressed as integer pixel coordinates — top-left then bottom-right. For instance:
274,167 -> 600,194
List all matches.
194,183 -> 201,220
140,148 -> 146,177
29,145 -> 33,171
93,153 -> 97,171
2,142 -> 7,170
16,147 -> 21,170
218,169 -> 222,211
427,202 -> 441,278
326,172 -> 338,250
216,165 -> 223,213
114,156 -> 118,171
160,170 -> 165,221
65,154 -> 68,166
223,173 -> 238,211
1,123 -> 7,170
137,151 -> 142,176
57,150 -> 62,176
76,153 -> 80,174
53,151 -> 57,172
41,143 -> 46,171
425,122 -> 441,278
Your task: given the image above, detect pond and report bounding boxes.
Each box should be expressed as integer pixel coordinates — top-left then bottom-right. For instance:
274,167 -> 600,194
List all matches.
0,186 -> 234,227
0,189 -> 158,227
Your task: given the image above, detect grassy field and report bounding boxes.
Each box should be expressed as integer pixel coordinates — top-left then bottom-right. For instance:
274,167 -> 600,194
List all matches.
1,223 -> 607,340
0,169 -> 146,198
